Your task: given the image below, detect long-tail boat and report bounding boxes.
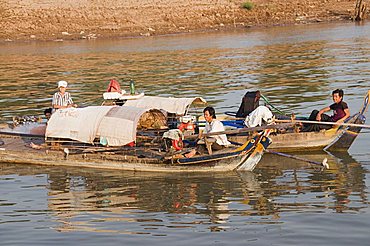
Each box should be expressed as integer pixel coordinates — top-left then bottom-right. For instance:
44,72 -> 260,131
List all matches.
227,90 -> 370,152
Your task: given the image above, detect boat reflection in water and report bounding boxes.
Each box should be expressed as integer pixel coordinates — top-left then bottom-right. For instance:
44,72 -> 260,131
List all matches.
0,150 -> 366,233
258,150 -> 367,213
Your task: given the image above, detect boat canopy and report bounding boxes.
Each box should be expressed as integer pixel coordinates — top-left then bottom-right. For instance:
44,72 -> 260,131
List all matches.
124,96 -> 206,115
45,106 -> 166,146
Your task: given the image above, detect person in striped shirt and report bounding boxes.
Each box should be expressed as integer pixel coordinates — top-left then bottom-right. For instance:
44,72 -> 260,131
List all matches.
52,80 -> 77,110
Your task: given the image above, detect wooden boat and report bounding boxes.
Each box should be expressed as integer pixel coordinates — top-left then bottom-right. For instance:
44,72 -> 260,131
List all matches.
0,106 -> 272,172
227,90 -> 370,152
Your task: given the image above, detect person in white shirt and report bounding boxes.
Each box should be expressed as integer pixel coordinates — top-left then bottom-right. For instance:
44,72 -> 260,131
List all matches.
185,106 -> 230,158
52,80 -> 77,110
201,106 -> 231,147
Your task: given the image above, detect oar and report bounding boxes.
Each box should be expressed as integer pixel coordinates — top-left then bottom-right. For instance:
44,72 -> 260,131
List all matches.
0,130 -> 44,138
266,150 -> 329,169
275,119 -> 370,129
184,122 -> 294,140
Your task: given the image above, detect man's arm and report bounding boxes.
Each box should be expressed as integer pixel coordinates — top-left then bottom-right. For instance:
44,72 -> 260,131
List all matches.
53,104 -> 76,109
52,104 -> 65,109
336,108 -> 350,124
316,106 -> 330,121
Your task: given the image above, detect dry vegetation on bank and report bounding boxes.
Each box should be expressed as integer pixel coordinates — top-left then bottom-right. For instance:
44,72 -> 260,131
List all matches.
0,0 -> 364,42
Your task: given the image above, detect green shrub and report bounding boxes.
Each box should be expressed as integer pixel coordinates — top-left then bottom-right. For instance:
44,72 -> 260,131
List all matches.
242,2 -> 254,10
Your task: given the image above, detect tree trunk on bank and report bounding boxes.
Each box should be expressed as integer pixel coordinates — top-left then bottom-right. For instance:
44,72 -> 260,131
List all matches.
354,0 -> 367,21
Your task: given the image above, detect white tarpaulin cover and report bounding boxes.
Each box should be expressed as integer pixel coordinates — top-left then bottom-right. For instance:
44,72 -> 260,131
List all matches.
46,106 -> 114,143
46,106 -> 164,146
97,106 -> 150,146
124,96 -> 206,115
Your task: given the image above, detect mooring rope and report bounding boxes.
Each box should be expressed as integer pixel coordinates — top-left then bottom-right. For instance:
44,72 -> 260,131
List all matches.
260,94 -> 290,116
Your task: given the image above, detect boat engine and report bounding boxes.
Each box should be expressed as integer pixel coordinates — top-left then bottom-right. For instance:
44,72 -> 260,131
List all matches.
178,115 -> 196,136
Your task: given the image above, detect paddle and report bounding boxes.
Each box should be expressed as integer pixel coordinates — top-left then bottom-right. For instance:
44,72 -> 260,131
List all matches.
275,119 -> 370,129
184,122 -> 294,140
229,139 -> 329,169
266,150 -> 329,169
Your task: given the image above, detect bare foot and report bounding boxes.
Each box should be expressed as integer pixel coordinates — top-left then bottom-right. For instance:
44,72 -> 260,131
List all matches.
185,149 -> 196,158
30,142 -> 43,150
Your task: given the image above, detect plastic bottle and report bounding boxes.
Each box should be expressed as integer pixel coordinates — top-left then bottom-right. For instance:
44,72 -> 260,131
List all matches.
129,79 -> 135,95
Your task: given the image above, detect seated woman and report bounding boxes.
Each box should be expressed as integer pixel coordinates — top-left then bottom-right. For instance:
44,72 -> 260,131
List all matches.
185,106 -> 231,158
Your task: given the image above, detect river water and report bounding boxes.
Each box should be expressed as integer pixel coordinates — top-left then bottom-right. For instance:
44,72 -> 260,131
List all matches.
0,22 -> 370,245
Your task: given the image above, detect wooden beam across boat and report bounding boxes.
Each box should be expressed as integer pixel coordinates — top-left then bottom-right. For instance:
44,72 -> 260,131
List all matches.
184,122 -> 294,139
275,119 -> 370,129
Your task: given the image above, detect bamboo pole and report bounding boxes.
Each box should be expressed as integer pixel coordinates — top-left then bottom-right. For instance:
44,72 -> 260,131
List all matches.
275,119 -> 370,129
0,131 -> 44,138
266,150 -> 329,169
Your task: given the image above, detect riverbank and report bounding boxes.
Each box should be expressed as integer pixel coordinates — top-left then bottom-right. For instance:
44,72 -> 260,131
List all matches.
0,0 -> 360,42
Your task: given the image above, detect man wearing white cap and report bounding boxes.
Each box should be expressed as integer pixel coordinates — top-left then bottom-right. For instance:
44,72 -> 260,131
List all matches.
52,80 -> 77,110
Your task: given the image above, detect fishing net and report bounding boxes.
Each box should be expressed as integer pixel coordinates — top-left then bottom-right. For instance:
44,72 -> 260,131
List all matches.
137,109 -> 167,130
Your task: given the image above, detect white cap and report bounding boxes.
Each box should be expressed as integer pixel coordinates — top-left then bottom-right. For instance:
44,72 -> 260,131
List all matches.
58,80 -> 68,88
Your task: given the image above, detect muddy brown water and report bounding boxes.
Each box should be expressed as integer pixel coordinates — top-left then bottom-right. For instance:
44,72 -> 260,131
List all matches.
0,22 -> 370,245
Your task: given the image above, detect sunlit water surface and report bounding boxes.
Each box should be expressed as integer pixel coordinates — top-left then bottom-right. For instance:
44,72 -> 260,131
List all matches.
0,22 -> 370,245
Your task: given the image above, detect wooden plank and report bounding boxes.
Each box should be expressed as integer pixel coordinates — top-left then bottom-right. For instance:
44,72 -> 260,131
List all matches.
184,122 -> 293,139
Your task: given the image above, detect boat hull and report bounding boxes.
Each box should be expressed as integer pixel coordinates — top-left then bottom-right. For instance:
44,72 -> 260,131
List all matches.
230,129 -> 338,151
0,133 -> 271,173
229,112 -> 366,152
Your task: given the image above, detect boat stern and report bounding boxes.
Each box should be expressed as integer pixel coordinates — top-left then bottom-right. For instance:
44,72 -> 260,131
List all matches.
237,135 -> 272,171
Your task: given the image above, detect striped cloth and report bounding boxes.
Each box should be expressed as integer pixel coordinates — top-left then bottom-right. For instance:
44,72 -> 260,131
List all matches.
52,92 -> 73,107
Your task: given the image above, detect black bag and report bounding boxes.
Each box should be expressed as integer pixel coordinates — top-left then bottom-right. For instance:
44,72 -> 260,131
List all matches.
235,91 -> 261,118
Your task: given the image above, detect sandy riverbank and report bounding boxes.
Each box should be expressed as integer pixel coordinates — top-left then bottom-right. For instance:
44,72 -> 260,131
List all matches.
0,0 -> 362,42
